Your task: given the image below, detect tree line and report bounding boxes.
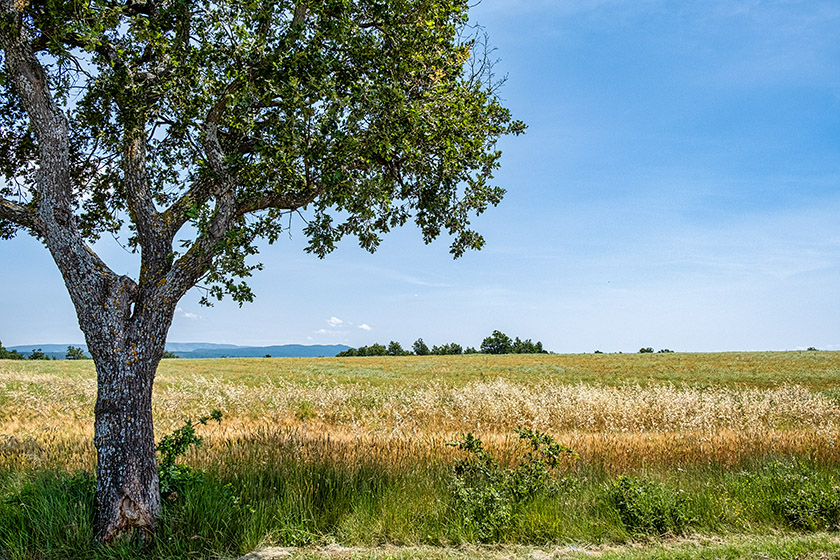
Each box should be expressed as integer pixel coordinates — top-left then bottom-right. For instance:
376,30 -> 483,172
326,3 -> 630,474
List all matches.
0,342 -> 91,360
336,330 -> 548,357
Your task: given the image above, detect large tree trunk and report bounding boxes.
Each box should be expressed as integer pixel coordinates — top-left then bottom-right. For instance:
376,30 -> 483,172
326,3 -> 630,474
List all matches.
76,277 -> 177,542
92,351 -> 161,542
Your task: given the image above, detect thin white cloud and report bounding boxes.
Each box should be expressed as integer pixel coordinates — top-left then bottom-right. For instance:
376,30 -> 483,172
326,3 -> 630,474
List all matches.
358,323 -> 373,331
175,307 -> 202,320
327,316 -> 344,327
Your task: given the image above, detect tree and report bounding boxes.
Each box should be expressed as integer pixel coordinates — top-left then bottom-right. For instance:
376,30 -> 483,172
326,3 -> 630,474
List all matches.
66,345 -> 90,360
27,347 -> 52,360
412,338 -> 431,356
511,337 -> 545,354
387,340 -> 409,356
0,340 -> 23,360
0,0 -> 523,542
431,341 -> 462,355
481,330 -> 512,354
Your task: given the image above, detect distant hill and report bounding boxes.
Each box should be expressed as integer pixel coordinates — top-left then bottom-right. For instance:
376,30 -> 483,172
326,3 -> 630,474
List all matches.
8,343 -> 351,359
172,344 -> 350,358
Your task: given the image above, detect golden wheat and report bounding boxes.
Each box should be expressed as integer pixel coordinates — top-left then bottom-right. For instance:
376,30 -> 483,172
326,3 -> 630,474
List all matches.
4,353 -> 840,473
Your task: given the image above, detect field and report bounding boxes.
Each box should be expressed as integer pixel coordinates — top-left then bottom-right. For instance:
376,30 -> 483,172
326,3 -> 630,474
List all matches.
3,352 -> 840,559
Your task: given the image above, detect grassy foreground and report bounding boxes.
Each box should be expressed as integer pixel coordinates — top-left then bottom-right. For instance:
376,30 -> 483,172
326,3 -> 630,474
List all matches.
3,352 -> 840,559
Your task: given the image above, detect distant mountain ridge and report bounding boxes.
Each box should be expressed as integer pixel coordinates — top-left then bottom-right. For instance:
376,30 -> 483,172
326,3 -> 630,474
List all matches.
8,342 -> 350,359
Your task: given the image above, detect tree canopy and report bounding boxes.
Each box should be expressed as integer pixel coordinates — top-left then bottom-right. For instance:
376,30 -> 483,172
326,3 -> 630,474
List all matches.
0,0 -> 524,306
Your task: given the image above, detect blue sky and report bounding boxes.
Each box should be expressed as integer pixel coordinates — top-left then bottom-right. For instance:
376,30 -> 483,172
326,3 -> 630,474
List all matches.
2,0 -> 840,352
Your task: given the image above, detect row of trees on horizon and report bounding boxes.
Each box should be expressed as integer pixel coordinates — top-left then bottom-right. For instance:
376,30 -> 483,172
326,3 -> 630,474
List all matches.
0,341 -> 91,361
336,330 -> 548,357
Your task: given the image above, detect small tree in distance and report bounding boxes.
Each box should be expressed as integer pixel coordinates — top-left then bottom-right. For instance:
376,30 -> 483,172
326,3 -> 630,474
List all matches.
66,345 -> 90,360
413,338 -> 431,356
27,348 -> 52,360
0,341 -> 23,360
432,342 -> 463,355
481,330 -> 513,355
387,341 -> 410,356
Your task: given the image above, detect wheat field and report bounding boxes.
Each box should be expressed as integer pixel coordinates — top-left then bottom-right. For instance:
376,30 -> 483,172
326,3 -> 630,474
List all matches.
4,351 -> 840,473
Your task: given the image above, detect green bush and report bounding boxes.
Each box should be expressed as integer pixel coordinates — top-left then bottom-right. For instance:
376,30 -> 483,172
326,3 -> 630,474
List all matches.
605,475 -> 691,536
448,429 -> 577,542
763,462 -> 840,531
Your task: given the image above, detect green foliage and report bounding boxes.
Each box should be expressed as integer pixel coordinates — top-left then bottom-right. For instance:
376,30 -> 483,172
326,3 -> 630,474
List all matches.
162,351 -> 180,359
337,344 -> 388,357
480,331 -> 546,354
64,346 -> 89,360
26,348 -> 52,360
156,411 -> 222,500
386,341 -> 410,356
0,0 -> 525,301
432,342 -> 463,355
447,429 -> 578,542
511,338 -> 545,354
605,476 -> 692,536
639,347 -> 655,354
481,330 -> 512,355
736,461 -> 840,531
0,341 -> 23,360
413,338 -> 431,356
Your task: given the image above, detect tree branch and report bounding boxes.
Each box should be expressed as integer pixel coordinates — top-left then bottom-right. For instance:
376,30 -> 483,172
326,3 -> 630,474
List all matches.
0,0 -> 120,306
0,197 -> 40,233
161,79 -> 245,296
235,187 -> 320,217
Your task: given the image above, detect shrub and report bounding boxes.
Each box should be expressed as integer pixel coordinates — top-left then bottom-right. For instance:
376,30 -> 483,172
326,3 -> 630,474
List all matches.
448,429 -> 578,541
605,476 -> 691,536
757,461 -> 840,531
639,347 -> 654,354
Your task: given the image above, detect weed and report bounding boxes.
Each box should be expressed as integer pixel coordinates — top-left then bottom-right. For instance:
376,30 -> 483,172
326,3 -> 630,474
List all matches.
156,410 -> 222,500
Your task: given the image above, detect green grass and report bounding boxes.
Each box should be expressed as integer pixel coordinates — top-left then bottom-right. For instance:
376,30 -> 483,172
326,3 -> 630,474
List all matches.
4,451 -> 840,558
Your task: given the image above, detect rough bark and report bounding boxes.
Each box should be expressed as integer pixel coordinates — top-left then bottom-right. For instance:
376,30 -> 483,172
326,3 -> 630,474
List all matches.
83,281 -> 174,541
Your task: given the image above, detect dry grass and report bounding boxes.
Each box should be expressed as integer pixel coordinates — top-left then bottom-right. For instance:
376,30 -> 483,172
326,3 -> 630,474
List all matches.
4,352 -> 840,473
